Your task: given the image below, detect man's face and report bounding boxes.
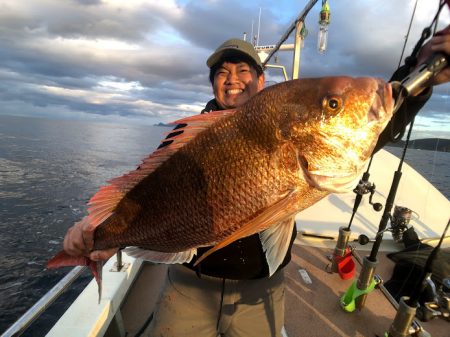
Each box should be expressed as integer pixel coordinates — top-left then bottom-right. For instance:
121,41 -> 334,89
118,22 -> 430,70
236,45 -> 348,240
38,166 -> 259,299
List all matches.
213,61 -> 265,109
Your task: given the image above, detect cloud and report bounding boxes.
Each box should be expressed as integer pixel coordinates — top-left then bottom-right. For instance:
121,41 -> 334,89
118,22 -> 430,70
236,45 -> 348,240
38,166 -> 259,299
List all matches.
0,0 -> 449,137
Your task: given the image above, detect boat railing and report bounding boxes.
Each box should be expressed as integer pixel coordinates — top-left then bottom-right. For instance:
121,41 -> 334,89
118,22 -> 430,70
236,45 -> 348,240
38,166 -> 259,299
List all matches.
1,266 -> 87,337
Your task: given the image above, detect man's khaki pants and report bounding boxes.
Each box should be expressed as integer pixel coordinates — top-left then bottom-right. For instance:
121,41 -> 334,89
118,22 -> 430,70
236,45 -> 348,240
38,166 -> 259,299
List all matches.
145,264 -> 285,337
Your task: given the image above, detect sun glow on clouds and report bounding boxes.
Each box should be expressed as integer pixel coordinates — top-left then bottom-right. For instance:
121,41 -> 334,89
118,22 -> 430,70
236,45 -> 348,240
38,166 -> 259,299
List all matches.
46,37 -> 141,52
37,82 -> 202,120
97,79 -> 144,92
40,84 -> 124,104
39,82 -> 144,107
87,39 -> 141,51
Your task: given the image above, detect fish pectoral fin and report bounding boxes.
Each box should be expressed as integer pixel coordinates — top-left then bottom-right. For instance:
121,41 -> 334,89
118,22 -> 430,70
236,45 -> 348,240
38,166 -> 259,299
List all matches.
123,247 -> 197,264
259,216 -> 295,276
194,189 -> 300,267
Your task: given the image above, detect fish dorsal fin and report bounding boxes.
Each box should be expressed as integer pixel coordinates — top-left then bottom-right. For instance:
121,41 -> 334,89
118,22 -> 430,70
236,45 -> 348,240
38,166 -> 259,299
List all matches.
84,109 -> 237,232
193,189 -> 299,267
172,108 -> 236,126
259,216 -> 295,276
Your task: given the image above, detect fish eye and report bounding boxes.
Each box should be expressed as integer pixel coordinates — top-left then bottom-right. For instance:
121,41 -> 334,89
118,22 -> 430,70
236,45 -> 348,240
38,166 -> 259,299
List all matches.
322,95 -> 343,115
329,98 -> 339,109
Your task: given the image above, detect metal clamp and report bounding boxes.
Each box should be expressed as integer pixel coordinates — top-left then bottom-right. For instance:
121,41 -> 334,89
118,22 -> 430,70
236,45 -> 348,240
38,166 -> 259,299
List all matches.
391,52 -> 449,112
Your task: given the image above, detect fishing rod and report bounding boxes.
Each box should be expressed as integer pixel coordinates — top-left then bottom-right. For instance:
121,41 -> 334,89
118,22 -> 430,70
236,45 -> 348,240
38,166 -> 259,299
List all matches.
368,0 -> 449,263
331,0 -> 448,281
340,117 -> 416,311
386,219 -> 449,337
331,0 -> 422,274
341,0 -> 449,310
347,0 -> 448,235
341,51 -> 449,312
330,156 -> 382,278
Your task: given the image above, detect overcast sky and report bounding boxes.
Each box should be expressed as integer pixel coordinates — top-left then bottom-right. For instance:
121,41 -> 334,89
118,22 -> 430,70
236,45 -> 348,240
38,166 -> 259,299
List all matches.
1,0 -> 449,138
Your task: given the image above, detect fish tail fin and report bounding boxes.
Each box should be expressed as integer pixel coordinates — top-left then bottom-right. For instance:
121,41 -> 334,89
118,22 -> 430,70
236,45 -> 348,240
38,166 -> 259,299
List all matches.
47,250 -> 91,268
47,250 -> 103,301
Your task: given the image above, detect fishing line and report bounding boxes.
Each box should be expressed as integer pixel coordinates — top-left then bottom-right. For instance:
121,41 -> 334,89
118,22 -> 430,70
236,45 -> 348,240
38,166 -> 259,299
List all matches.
405,0 -> 447,69
397,0 -> 419,69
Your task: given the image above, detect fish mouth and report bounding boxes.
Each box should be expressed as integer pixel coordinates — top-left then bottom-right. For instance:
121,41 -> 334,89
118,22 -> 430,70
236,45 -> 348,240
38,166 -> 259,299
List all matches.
299,155 -> 362,193
309,171 -> 361,193
299,155 -> 321,189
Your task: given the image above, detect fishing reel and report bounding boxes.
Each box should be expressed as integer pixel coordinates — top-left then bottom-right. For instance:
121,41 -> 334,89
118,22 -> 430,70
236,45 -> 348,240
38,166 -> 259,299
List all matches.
416,278 -> 450,322
353,177 -> 383,212
389,206 -> 418,243
348,171 -> 383,247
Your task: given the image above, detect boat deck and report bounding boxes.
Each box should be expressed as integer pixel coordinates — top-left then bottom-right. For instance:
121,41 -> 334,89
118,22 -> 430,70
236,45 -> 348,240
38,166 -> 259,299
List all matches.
116,243 -> 448,337
286,244 -> 406,337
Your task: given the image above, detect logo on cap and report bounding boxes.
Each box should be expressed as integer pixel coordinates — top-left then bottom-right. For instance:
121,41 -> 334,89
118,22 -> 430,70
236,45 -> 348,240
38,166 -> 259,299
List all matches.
223,44 -> 239,49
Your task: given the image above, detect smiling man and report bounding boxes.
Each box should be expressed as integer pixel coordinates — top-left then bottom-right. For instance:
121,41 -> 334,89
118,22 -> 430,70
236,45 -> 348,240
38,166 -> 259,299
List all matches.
146,39 -> 292,337
202,38 -> 265,112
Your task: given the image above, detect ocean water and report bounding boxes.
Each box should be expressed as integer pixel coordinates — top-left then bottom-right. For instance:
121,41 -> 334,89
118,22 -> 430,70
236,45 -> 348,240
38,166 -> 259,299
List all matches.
0,114 -> 449,335
0,115 -> 169,335
384,146 -> 450,199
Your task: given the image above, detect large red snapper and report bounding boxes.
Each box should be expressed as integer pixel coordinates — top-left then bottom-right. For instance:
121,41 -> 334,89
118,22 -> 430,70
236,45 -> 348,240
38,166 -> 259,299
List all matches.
48,76 -> 393,287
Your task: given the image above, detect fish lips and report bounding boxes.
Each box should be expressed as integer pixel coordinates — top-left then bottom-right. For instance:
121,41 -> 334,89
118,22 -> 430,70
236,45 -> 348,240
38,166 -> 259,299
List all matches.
299,154 -> 361,193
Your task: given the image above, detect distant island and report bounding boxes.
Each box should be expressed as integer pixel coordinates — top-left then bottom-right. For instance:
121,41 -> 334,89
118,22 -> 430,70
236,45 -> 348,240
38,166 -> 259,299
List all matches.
154,122 -> 172,127
387,138 -> 450,152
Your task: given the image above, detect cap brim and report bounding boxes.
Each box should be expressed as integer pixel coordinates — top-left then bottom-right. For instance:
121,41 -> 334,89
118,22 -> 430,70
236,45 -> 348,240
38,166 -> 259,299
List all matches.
207,49 -> 248,68
207,49 -> 263,70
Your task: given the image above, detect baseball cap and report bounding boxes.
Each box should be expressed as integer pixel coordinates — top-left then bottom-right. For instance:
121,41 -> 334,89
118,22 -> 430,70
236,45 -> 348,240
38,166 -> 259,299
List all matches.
206,38 -> 263,70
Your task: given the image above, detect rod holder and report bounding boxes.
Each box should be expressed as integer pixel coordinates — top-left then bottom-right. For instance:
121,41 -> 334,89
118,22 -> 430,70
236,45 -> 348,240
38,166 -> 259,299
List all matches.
356,256 -> 378,310
388,297 -> 419,337
340,255 -> 377,312
335,227 -> 351,256
331,227 -> 352,273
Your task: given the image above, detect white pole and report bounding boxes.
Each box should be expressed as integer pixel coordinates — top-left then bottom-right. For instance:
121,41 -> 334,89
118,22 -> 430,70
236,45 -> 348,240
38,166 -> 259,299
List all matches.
257,7 -> 262,46
292,21 -> 303,79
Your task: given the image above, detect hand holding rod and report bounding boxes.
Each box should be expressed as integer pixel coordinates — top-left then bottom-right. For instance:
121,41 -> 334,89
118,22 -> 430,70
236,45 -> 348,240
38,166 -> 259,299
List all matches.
391,52 -> 449,112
